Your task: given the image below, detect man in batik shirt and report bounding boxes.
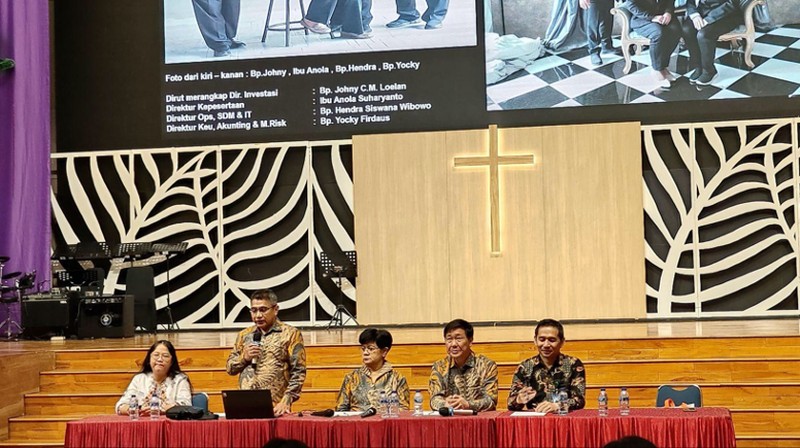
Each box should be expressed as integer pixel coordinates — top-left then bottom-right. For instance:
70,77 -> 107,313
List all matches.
507,318 -> 586,413
429,319 -> 498,412
226,289 -> 306,416
336,328 -> 410,412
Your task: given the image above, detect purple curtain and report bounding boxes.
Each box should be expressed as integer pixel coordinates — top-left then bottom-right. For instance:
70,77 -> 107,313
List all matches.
0,0 -> 51,336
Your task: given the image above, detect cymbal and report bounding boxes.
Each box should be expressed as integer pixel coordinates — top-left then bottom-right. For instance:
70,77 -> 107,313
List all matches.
0,256 -> 9,264
1,271 -> 21,280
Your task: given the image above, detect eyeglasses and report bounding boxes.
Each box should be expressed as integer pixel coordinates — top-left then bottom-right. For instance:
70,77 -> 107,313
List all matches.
150,353 -> 172,360
359,345 -> 381,353
250,305 -> 277,315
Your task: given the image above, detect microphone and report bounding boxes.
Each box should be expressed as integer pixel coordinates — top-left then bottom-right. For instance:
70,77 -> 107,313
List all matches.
360,407 -> 377,418
251,331 -> 262,366
310,409 -> 335,417
438,407 -> 477,416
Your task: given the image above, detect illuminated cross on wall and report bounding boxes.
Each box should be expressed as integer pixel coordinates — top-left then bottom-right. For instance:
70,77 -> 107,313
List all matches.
453,124 -> 535,257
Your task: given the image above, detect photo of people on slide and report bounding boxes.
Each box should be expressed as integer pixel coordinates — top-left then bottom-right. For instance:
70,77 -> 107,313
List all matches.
485,0 -> 800,110
164,0 -> 477,64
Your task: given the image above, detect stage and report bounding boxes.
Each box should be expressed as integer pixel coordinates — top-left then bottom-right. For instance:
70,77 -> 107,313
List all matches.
1,318 -> 800,447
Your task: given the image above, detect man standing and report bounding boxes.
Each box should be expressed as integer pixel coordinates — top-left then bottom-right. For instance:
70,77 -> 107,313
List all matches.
226,289 -> 306,416
429,319 -> 498,412
386,0 -> 449,30
581,0 -> 618,65
191,0 -> 243,57
507,319 -> 586,413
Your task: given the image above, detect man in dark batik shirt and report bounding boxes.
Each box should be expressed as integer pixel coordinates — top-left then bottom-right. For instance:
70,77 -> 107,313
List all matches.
508,318 -> 586,413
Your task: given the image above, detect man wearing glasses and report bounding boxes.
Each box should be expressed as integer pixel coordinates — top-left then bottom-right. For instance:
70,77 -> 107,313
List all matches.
226,289 -> 306,416
335,328 -> 410,411
428,319 -> 498,412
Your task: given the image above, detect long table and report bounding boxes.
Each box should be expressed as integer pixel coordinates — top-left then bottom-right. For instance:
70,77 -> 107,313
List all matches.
64,408 -> 736,448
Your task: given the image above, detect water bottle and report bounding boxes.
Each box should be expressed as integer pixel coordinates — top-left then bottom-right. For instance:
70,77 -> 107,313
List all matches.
149,393 -> 160,420
379,390 -> 388,418
128,394 -> 139,421
413,390 -> 424,416
598,388 -> 608,417
557,389 -> 569,416
619,387 -> 630,416
389,390 -> 399,418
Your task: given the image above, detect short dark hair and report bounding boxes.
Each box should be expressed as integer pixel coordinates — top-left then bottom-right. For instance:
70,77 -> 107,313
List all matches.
443,319 -> 474,340
263,438 -> 309,448
535,318 -> 565,341
251,289 -> 278,305
603,436 -> 657,448
358,328 -> 393,350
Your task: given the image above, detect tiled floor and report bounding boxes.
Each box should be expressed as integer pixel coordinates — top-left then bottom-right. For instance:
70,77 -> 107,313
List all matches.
487,24 -> 800,110
164,0 -> 477,64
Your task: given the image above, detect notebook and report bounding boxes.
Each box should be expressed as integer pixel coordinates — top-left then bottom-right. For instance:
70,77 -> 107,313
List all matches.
221,389 -> 275,419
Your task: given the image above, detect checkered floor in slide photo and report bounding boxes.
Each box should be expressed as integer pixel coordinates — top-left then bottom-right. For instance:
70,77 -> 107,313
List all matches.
487,24 -> 800,110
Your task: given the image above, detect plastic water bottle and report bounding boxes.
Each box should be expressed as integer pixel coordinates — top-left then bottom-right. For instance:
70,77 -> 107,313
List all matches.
558,389 -> 569,415
379,390 -> 388,418
598,388 -> 608,417
149,393 -> 160,420
388,390 -> 399,418
619,387 -> 630,416
413,390 -> 424,416
128,394 -> 139,420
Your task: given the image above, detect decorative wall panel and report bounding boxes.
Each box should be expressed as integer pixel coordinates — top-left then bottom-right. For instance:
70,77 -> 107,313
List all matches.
51,142 -> 354,329
643,118 -> 800,318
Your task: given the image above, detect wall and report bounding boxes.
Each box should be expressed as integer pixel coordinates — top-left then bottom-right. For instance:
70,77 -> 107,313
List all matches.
353,123 -> 645,324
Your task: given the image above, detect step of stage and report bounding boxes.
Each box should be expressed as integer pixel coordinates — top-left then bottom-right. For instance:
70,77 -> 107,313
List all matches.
37,358 -> 800,393
22,383 -> 800,415
736,432 -> 800,447
52,336 -> 800,370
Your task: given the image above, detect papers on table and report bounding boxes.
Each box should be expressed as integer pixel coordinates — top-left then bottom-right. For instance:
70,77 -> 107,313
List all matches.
509,411 -> 547,417
333,411 -> 363,417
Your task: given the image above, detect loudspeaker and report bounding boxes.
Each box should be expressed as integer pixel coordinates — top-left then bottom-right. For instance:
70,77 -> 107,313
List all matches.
21,298 -> 70,338
77,295 -> 134,338
126,266 -> 156,332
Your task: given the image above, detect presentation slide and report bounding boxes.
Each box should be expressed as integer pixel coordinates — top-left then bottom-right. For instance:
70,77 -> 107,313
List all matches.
161,0 -> 483,142
52,0 -> 800,152
486,0 -> 800,111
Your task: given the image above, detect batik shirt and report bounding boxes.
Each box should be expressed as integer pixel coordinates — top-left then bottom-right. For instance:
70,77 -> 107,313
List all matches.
507,353 -> 586,411
226,321 -> 307,405
428,352 -> 499,411
335,362 -> 410,412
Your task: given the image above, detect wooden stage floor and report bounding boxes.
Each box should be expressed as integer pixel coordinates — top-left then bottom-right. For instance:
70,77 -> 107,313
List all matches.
2,317 -> 799,353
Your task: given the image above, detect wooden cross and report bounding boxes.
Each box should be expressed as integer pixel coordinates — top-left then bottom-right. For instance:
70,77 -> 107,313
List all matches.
453,124 -> 535,257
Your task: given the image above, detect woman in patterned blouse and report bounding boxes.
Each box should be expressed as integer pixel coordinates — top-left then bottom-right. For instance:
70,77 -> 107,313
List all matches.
335,328 -> 410,412
115,340 -> 193,415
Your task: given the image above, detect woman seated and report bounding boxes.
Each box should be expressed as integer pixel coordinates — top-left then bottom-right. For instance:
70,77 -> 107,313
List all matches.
626,0 -> 683,88
114,340 -> 192,415
335,328 -> 410,412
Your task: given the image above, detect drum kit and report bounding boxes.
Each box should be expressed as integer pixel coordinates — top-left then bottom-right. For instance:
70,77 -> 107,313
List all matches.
0,255 -> 36,339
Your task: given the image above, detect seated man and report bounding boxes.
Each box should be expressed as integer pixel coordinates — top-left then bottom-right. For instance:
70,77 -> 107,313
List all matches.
336,328 -> 410,412
507,318 -> 586,413
626,0 -> 683,88
429,319 -> 498,412
681,0 -> 744,85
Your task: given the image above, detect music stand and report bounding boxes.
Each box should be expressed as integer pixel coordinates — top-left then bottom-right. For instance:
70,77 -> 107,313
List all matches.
320,251 -> 358,329
151,242 -> 188,331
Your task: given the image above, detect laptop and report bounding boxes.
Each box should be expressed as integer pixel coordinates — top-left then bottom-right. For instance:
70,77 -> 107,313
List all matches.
221,389 -> 275,419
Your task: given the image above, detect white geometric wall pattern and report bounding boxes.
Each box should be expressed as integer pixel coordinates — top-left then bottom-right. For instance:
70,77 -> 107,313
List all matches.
51,141 -> 355,329
643,118 -> 800,318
